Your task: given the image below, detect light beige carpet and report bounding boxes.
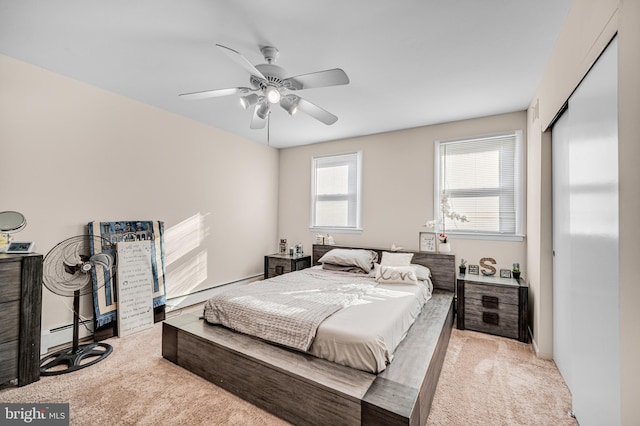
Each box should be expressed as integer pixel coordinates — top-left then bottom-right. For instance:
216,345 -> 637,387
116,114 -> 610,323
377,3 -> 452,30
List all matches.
429,328 -> 577,425
1,318 -> 576,425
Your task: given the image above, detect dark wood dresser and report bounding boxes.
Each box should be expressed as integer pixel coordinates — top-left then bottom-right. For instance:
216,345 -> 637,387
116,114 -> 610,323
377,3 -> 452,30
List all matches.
456,273 -> 528,343
0,253 -> 43,386
264,253 -> 311,279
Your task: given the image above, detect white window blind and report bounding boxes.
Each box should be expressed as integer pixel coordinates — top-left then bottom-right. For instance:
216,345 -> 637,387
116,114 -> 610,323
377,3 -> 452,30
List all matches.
311,152 -> 362,232
435,132 -> 523,239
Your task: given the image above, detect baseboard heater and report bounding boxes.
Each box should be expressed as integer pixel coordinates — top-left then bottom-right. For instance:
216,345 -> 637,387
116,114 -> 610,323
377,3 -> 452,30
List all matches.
41,319 -> 94,355
166,274 -> 262,313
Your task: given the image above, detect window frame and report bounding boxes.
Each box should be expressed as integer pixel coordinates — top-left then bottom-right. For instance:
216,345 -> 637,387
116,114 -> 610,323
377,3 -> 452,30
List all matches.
309,151 -> 363,234
433,131 -> 524,241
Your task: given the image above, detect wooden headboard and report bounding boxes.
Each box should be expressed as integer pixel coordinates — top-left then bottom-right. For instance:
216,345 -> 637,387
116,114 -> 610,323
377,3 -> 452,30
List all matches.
312,244 -> 456,292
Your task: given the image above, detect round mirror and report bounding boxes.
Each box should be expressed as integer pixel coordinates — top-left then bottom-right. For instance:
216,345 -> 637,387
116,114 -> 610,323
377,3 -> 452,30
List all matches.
0,211 -> 27,233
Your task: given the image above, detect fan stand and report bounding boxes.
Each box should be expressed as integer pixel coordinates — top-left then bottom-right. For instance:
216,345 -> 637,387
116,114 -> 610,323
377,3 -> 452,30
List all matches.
40,289 -> 113,376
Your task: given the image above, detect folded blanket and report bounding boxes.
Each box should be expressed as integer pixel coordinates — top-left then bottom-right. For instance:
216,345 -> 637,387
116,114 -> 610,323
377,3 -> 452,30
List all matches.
203,268 -> 375,351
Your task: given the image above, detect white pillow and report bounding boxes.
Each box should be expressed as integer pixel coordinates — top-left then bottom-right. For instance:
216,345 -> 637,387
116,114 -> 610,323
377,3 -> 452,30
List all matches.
375,265 -> 418,285
412,264 -> 431,281
318,249 -> 378,273
380,251 -> 414,267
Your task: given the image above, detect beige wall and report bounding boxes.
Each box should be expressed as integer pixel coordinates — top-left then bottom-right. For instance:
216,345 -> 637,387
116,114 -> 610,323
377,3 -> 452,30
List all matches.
0,55 -> 279,335
527,0 -> 639,422
278,111 -> 527,283
617,1 -> 640,424
525,110 -> 554,357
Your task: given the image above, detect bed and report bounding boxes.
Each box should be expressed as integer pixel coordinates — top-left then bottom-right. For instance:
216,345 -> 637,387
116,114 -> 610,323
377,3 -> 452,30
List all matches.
162,244 -> 455,425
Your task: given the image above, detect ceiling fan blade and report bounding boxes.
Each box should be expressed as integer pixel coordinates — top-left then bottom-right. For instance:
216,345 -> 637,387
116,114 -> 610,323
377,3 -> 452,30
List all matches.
296,96 -> 338,125
250,103 -> 268,129
216,44 -> 267,80
284,68 -> 350,91
179,87 -> 249,100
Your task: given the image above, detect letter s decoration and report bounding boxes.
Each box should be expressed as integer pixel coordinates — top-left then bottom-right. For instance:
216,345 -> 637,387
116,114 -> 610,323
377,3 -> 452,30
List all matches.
479,257 -> 497,276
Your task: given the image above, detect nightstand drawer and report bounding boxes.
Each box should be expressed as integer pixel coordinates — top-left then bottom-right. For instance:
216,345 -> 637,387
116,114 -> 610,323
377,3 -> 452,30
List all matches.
465,282 -> 518,305
0,301 -> 20,343
0,262 -> 21,303
464,297 -> 519,339
0,340 -> 19,384
268,257 -> 293,277
293,258 -> 311,271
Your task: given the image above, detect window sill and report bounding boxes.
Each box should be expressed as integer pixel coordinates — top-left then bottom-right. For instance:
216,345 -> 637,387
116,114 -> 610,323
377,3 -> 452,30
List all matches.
309,226 -> 363,235
448,233 -> 525,242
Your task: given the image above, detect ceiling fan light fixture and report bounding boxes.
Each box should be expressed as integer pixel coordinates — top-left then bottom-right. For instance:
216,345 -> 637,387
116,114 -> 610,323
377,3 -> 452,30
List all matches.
281,96 -> 299,116
256,102 -> 270,119
265,86 -> 281,104
239,93 -> 259,109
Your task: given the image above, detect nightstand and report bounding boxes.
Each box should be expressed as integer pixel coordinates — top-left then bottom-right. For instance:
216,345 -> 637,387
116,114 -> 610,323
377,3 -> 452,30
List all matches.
264,253 -> 312,279
456,273 -> 528,343
0,253 -> 43,386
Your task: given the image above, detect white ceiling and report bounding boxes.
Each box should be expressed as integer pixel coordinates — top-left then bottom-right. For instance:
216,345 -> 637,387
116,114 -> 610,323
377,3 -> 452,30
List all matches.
0,1 -> 573,148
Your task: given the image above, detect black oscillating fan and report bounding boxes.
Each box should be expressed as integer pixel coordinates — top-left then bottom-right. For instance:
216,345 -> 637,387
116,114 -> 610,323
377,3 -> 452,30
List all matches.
40,235 -> 115,375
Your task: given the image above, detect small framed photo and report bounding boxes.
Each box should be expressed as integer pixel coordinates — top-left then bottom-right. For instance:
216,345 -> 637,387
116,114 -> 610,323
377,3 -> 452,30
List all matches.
419,232 -> 436,252
6,241 -> 35,253
500,269 -> 512,278
468,264 -> 479,275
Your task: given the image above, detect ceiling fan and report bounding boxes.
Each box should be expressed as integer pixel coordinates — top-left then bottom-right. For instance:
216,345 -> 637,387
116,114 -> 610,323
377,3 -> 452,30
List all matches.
179,44 -> 350,129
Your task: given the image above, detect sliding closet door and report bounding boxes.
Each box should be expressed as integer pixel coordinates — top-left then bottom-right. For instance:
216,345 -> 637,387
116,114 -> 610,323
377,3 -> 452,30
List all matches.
552,37 -> 620,425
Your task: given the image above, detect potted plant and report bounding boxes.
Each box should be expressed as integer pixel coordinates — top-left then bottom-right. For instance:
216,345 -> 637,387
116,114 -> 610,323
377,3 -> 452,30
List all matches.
459,258 -> 467,275
438,233 -> 450,253
512,263 -> 521,280
424,193 -> 469,254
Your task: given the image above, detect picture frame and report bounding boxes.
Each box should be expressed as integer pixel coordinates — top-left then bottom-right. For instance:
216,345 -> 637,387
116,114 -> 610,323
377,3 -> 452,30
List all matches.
419,232 -> 437,252
468,264 -> 479,275
500,269 -> 512,278
6,241 -> 35,253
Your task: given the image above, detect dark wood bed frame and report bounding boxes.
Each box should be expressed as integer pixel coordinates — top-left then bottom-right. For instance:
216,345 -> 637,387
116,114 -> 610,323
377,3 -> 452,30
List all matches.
162,244 -> 455,425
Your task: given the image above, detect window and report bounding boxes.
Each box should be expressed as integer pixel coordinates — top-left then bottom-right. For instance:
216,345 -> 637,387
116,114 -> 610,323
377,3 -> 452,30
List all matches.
310,152 -> 362,233
435,131 -> 523,240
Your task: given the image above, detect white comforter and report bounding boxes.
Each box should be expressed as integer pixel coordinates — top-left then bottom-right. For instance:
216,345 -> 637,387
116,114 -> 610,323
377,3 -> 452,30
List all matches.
309,276 -> 431,373
203,267 -> 432,373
